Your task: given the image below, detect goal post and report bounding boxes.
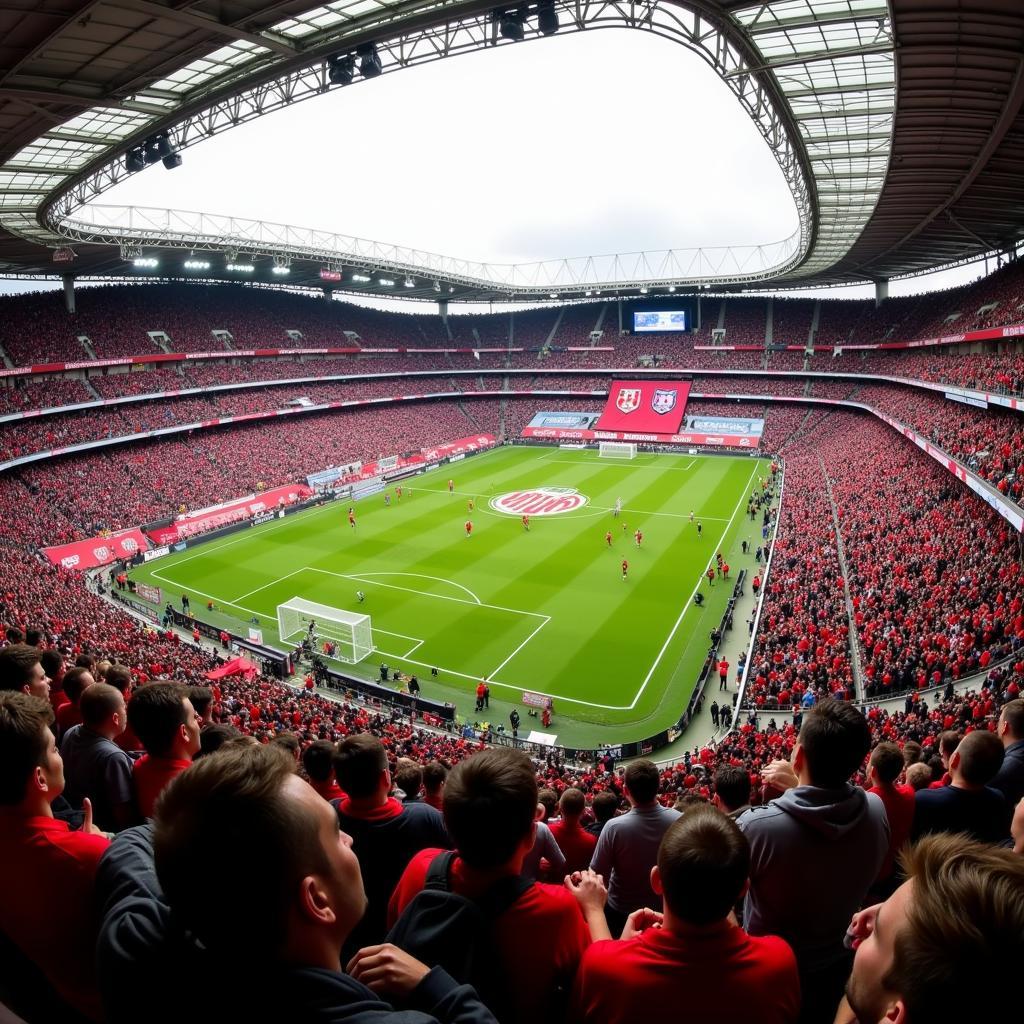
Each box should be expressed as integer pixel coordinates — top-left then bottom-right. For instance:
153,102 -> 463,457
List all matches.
277,597 -> 374,664
599,441 -> 637,460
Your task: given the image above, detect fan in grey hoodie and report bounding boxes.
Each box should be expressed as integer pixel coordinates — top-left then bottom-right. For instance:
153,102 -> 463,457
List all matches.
738,699 -> 888,1024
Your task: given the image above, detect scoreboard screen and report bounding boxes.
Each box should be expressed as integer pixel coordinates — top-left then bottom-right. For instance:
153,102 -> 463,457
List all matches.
632,310 -> 689,333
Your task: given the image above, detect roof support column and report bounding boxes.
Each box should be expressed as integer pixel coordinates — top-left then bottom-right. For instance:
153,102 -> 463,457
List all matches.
62,273 -> 76,314
873,278 -> 888,307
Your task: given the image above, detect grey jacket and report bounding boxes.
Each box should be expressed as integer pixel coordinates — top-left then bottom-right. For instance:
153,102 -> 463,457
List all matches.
738,785 -> 888,971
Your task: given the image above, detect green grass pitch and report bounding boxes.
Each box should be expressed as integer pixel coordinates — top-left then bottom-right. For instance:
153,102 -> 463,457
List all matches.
129,445 -> 770,748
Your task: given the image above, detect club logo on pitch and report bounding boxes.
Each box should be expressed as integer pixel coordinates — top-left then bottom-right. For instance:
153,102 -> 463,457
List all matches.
651,388 -> 677,414
616,388 -> 642,414
490,487 -> 588,516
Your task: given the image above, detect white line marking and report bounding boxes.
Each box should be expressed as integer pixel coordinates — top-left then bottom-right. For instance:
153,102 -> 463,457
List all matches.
348,571 -> 482,605
487,615 -> 550,677
624,460 -> 760,710
231,568 -> 307,603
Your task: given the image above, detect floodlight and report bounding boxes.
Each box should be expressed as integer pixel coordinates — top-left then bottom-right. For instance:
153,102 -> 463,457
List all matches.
352,273 -> 371,283
162,153 -> 182,170
549,292 -> 558,298
378,278 -> 395,286
668,285 -> 676,292
329,55 -> 356,86
226,263 -> 255,272
640,287 -> 648,294
184,260 -> 210,271
499,10 -> 526,40
272,266 -> 291,275
358,44 -> 382,78
125,148 -> 146,173
537,2 -> 559,35
133,257 -> 158,269
433,281 -> 442,293
404,277 -> 415,288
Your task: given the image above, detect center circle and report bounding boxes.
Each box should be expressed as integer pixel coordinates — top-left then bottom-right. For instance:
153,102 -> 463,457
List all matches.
489,487 -> 589,516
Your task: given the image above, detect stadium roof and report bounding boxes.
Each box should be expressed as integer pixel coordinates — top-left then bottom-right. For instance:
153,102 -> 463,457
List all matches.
0,0 -> 1021,300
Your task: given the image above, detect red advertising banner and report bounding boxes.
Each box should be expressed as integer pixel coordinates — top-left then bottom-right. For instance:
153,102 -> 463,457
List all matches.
43,529 -> 149,571
596,380 -> 690,433
520,426 -> 758,448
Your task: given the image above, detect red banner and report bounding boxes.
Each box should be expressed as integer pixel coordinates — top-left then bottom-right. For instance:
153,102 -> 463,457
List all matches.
43,529 -> 149,571
520,426 -> 757,448
596,380 -> 690,433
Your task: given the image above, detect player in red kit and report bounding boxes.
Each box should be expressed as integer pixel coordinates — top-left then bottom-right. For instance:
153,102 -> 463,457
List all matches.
621,559 -> 629,580
465,520 -> 473,538
634,529 -> 643,548
347,507 -> 356,529
396,485 -> 402,502
605,530 -> 613,547
522,514 -> 530,532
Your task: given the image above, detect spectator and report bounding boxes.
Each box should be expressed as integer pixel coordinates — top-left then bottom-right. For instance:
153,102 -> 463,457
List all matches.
905,763 -> 932,792
585,790 -> 619,838
54,666 -> 95,740
0,642 -> 51,700
96,742 -> 496,1024
0,692 -> 109,1022
865,742 -> 916,898
106,664 -> 141,754
840,834 -> 1024,1022
990,698 -> 1024,805
713,764 -> 753,819
128,681 -> 202,819
270,730 -> 302,763
60,682 -> 136,832
927,731 -> 960,789
422,760 -> 447,811
388,748 -> 593,1024
548,788 -> 597,874
591,760 -> 681,935
39,648 -> 66,711
195,722 -> 241,759
738,699 -> 888,1024
301,738 -> 343,802
520,814 -> 567,883
911,731 -> 1011,844
394,756 -> 424,802
187,685 -> 215,727
572,807 -> 799,1024
332,734 -> 449,957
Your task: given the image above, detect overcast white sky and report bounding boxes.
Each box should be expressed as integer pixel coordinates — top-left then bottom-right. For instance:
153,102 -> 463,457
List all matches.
2,28 -> 984,303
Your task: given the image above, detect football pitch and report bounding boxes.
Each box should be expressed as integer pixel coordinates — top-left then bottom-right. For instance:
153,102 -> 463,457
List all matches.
128,445 -> 770,747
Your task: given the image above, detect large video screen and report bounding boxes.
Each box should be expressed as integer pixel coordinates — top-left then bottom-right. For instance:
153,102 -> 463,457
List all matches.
633,310 -> 689,333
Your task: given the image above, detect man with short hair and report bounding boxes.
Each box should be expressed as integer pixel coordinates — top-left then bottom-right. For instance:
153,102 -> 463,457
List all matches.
865,742 -> 915,898
186,685 -> 215,727
0,642 -> 51,700
590,759 -> 681,935
128,682 -> 201,819
990,698 -> 1024,805
585,791 -> 619,838
713,764 -> 752,819
840,833 -> 1024,1023
927,730 -> 960,789
572,807 -> 799,1024
737,699 -> 888,1024
422,761 -> 447,811
302,738 -> 343,802
39,648 -> 67,711
61,682 -> 136,832
332,735 -> 449,957
55,666 -> 95,740
911,730 -> 1010,843
549,788 -> 597,874
0,692 -> 109,1021
96,743 -> 497,1024
388,748 -> 596,1024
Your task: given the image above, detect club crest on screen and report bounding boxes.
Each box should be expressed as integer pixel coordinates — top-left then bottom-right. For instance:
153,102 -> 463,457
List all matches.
651,388 -> 677,414
616,388 -> 642,414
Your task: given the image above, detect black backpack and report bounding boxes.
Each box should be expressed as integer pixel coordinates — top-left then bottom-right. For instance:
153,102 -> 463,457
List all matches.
385,851 -> 531,1015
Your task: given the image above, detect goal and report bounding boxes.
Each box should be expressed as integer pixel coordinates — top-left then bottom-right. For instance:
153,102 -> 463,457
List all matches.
599,441 -> 637,460
277,597 -> 374,664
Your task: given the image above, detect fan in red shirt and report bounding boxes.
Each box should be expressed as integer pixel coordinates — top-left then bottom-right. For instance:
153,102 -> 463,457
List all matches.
54,666 -> 95,741
866,742 -> 916,898
572,806 -> 799,1024
548,788 -> 597,873
0,692 -> 110,1022
386,748 -> 599,1024
128,681 -> 201,818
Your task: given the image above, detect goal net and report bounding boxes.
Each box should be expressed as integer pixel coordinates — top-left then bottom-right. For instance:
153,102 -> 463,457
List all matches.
277,597 -> 374,664
599,441 -> 637,460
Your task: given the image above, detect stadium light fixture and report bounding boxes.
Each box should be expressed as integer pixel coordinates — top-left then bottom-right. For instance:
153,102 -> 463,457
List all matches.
639,287 -> 648,294
379,278 -> 395,286
404,277 -> 415,288
272,266 -> 291,275
352,273 -> 371,282
549,292 -> 558,298
448,286 -> 455,293
133,257 -> 158,269
668,286 -> 676,293
432,281 -> 442,293
329,55 -> 356,86
498,9 -> 526,40
358,44 -> 383,78
184,260 -> 210,271
226,263 -> 254,272
125,148 -> 146,173
584,290 -> 592,296
537,1 -> 559,35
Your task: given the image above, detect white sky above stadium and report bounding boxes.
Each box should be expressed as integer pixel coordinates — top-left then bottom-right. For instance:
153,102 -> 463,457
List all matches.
1,30 -> 984,303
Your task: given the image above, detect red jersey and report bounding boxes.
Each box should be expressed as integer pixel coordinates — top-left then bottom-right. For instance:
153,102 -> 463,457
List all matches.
572,923 -> 799,1024
133,754 -> 192,819
389,849 -> 589,1024
0,813 -> 110,1021
867,782 -> 916,880
622,560 -> 629,573
548,819 -> 597,874
605,532 -> 613,545
465,520 -> 473,534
